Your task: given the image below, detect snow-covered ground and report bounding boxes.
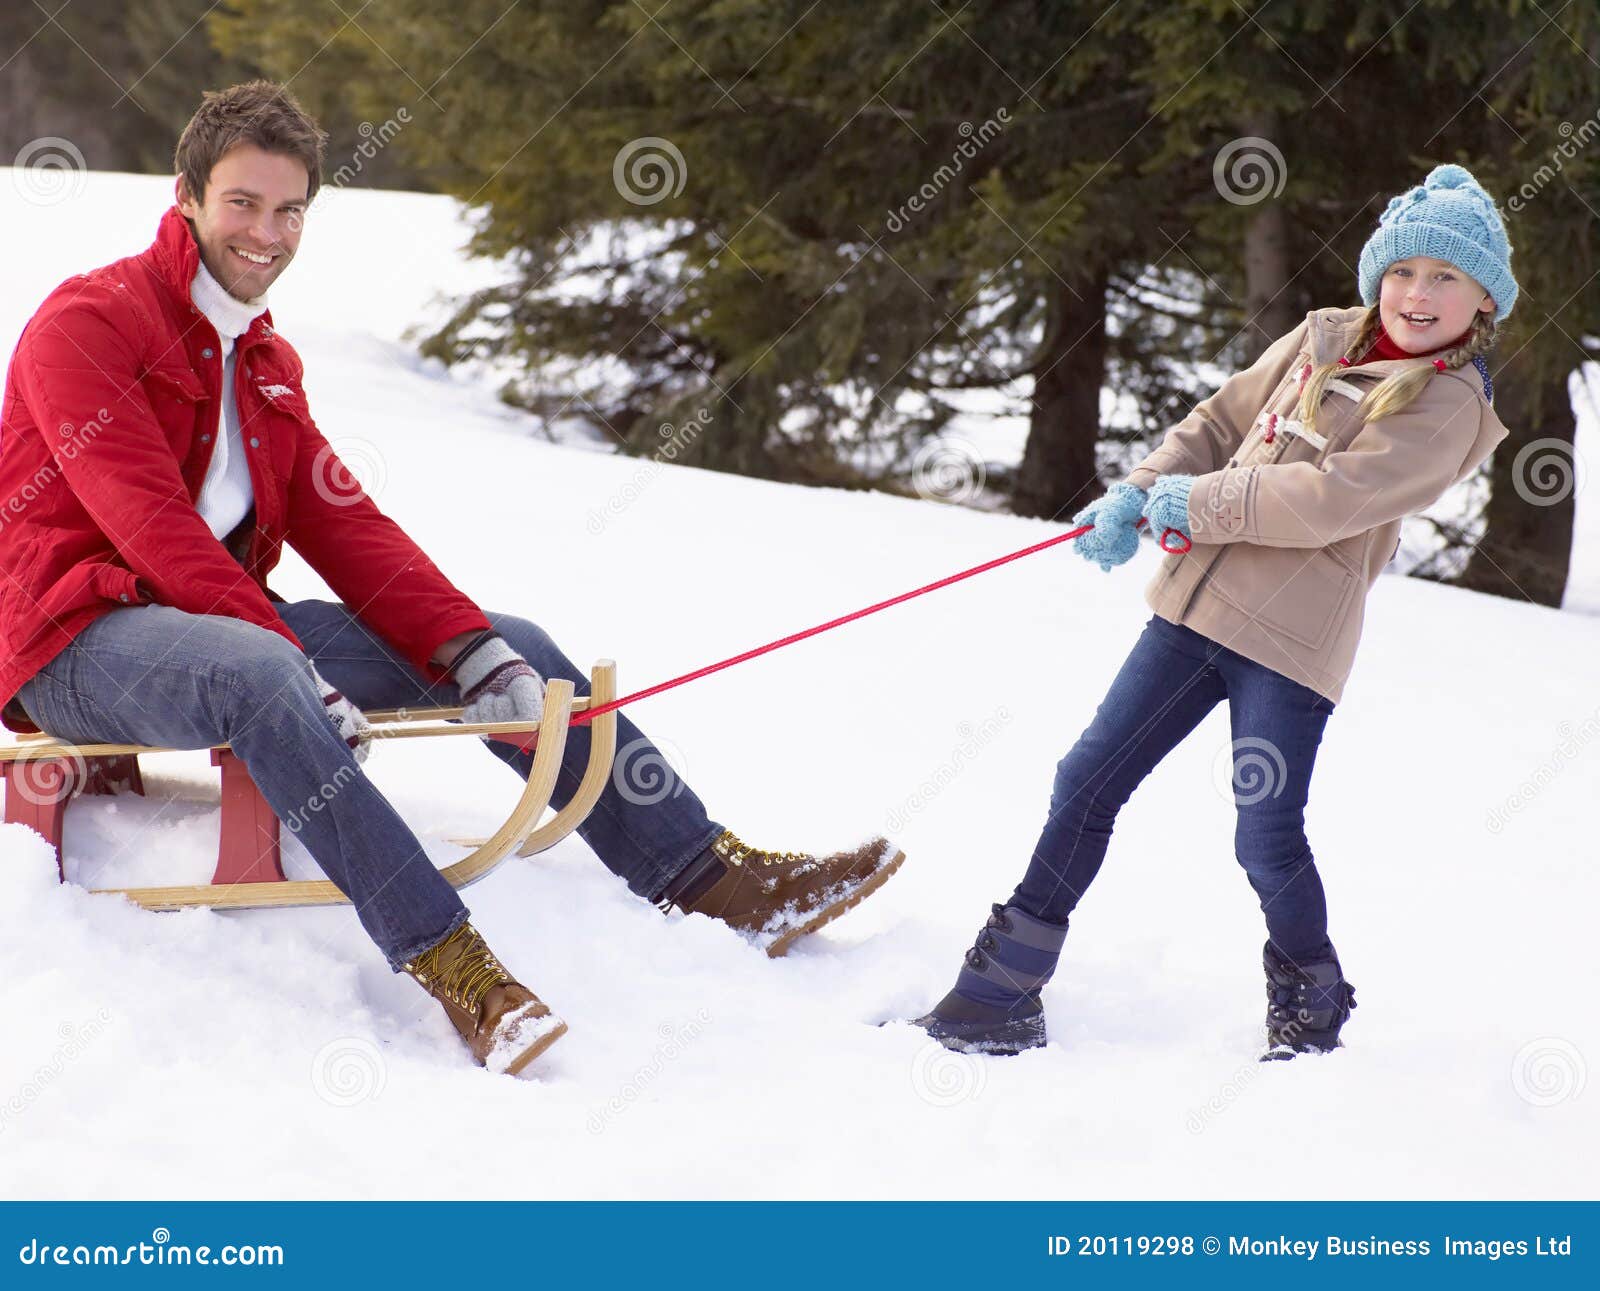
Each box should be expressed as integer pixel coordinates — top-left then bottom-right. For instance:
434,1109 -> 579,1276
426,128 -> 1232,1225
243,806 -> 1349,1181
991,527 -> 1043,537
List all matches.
0,172 -> 1594,1200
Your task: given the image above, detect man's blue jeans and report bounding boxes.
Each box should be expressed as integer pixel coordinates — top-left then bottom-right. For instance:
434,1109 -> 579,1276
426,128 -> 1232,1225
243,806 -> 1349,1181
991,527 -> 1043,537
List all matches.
14,600 -> 722,969
1012,614 -> 1339,962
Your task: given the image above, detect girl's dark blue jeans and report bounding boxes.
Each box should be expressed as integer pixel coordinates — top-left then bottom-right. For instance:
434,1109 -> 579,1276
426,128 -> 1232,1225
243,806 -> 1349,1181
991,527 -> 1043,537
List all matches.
1012,613 -> 1338,963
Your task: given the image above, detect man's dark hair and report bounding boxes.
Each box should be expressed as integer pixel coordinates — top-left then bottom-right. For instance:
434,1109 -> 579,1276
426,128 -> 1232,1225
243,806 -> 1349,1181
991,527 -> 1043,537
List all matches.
174,80 -> 329,205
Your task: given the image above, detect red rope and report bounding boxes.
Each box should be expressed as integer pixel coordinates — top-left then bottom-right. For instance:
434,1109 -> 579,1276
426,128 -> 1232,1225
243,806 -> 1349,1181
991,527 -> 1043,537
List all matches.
562,517 -> 1188,728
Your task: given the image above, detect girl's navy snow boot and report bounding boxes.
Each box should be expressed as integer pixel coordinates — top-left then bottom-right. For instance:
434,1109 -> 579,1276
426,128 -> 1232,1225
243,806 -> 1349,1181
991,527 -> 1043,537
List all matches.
1261,941 -> 1357,1060
909,903 -> 1067,1055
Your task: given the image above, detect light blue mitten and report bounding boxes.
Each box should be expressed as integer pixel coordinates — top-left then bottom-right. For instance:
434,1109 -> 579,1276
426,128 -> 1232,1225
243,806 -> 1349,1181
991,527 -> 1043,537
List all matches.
1144,474 -> 1195,540
1071,481 -> 1148,572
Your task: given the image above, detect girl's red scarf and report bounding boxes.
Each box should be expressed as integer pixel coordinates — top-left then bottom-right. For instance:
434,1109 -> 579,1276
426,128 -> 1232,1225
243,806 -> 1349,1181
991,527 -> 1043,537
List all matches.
1354,318 -> 1473,366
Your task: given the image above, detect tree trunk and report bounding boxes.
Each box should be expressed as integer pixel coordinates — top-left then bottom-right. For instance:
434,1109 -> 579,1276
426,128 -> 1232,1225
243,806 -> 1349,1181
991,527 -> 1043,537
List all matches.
1239,113 -> 1296,363
1011,268 -> 1109,518
1453,347 -> 1575,606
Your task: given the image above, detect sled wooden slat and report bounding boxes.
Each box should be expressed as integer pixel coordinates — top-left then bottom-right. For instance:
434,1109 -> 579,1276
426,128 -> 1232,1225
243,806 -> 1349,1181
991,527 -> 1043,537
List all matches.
0,698 -> 597,762
0,662 -> 621,913
447,660 -> 618,857
89,680 -> 575,911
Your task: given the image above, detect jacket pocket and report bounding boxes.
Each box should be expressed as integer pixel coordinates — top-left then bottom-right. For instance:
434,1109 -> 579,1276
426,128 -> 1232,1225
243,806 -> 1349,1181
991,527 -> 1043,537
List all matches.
0,535 -> 42,641
1207,544 -> 1353,651
142,365 -> 208,453
88,562 -> 151,608
143,365 -> 206,406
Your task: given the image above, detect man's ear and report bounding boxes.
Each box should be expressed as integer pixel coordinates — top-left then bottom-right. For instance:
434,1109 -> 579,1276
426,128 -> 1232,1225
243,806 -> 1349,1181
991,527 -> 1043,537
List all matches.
175,174 -> 199,217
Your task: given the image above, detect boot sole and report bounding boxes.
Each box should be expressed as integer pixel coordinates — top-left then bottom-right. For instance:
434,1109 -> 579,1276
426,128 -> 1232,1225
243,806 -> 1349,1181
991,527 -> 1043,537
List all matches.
487,1009 -> 569,1078
765,846 -> 906,958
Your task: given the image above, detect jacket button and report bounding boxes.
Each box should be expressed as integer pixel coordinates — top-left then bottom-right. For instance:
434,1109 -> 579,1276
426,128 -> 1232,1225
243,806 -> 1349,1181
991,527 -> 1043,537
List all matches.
118,593 -> 129,603
202,347 -> 215,359
200,433 -> 211,443
249,436 -> 260,448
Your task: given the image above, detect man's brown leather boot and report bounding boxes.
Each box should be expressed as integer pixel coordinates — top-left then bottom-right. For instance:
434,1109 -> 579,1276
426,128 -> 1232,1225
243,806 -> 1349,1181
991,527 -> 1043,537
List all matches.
402,922 -> 566,1076
664,830 -> 905,957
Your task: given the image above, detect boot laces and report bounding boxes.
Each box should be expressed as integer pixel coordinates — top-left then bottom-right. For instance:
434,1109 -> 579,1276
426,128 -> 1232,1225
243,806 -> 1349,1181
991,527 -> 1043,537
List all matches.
711,829 -> 810,869
1267,961 -> 1356,1022
966,904 -> 1013,968
403,923 -> 512,1015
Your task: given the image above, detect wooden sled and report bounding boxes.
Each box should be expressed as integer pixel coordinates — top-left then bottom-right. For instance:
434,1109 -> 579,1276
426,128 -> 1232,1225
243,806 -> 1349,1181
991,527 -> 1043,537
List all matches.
0,661 -> 618,912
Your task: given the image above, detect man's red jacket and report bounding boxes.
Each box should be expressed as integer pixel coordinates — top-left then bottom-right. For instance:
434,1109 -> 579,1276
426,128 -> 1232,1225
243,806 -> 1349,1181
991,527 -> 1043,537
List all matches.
0,206 -> 490,730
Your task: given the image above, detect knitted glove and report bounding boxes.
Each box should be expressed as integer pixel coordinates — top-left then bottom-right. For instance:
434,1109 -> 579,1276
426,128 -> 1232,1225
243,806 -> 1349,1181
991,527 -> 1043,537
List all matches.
451,632 -> 546,727
1071,481 -> 1148,571
1143,474 -> 1195,540
309,664 -> 372,765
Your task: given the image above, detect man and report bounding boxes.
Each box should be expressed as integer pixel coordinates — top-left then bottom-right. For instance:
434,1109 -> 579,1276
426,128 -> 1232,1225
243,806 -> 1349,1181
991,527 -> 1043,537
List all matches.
0,81 -> 902,1077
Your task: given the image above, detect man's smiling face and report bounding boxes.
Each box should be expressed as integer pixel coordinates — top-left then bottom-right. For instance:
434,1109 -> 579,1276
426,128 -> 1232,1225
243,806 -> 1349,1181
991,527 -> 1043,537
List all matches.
175,143 -> 308,301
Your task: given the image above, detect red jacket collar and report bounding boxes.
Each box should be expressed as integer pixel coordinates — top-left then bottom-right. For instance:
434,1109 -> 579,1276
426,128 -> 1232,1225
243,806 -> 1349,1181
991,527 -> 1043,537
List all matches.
146,205 -> 279,349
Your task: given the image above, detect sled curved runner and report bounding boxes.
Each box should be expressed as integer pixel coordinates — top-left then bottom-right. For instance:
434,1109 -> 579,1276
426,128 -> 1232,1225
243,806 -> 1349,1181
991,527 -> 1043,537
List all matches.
0,661 -> 618,912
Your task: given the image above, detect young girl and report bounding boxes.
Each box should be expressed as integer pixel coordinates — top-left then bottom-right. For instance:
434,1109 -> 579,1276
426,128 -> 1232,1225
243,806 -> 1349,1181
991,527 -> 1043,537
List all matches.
910,163 -> 1515,1060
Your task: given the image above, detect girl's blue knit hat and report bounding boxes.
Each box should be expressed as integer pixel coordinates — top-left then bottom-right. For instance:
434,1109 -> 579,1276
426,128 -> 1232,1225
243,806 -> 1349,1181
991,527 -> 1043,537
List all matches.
1358,163 -> 1517,324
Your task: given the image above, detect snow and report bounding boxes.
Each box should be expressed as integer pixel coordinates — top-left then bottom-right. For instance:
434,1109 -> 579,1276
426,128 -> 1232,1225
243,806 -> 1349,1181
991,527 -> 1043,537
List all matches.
0,171 -> 1594,1200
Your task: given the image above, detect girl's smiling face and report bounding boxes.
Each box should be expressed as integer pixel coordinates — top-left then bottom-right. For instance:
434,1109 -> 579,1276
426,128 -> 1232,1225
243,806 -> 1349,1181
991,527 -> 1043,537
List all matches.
1378,255 -> 1495,352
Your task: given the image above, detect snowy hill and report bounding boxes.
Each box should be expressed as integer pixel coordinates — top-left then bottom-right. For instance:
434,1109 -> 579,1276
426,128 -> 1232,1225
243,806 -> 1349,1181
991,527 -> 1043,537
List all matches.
0,172 -> 1593,1200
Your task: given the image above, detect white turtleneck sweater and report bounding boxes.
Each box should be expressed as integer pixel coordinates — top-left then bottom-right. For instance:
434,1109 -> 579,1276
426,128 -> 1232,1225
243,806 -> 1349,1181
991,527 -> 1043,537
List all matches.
189,259 -> 267,542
